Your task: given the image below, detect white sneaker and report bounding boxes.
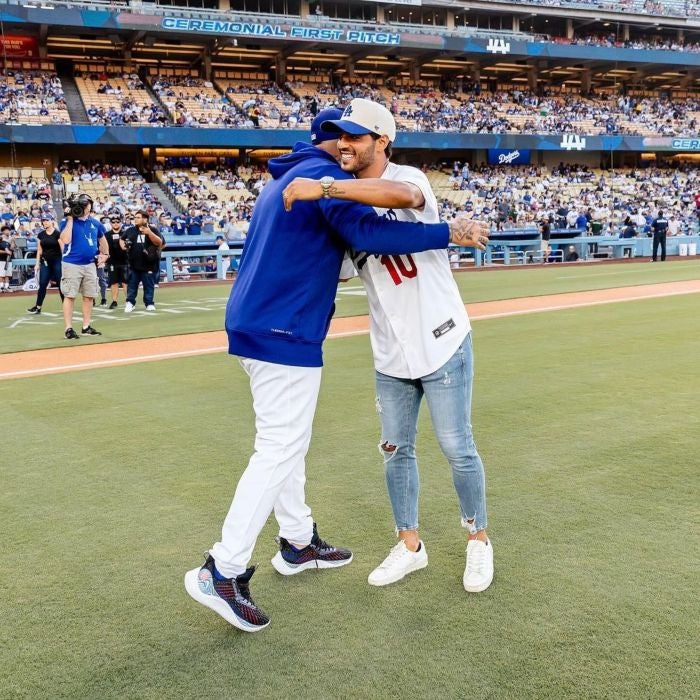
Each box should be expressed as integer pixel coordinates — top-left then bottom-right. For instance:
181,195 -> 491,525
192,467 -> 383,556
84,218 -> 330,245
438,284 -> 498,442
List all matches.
463,539 -> 494,593
145,304 -> 156,311
368,540 -> 428,587
124,302 -> 134,313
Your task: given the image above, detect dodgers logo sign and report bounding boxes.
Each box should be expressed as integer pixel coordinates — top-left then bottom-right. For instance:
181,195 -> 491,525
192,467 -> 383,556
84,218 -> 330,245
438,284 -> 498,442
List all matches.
486,38 -> 511,54
560,134 -> 587,151
487,148 -> 531,165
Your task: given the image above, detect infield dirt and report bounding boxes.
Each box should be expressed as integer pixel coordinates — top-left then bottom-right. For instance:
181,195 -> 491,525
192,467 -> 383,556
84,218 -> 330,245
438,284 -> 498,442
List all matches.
2,279 -> 699,381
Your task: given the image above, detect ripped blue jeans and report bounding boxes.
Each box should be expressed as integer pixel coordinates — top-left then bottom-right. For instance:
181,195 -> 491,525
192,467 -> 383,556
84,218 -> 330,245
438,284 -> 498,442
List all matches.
375,333 -> 487,533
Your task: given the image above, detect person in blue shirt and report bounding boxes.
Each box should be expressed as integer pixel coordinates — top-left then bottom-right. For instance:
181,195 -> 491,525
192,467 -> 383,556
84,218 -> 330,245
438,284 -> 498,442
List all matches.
185,210 -> 202,235
59,193 -> 108,339
172,214 -> 187,236
575,212 -> 589,230
184,108 -> 489,633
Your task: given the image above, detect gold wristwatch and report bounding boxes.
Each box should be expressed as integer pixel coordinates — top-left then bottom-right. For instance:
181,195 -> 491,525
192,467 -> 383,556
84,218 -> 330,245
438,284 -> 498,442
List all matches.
320,176 -> 334,198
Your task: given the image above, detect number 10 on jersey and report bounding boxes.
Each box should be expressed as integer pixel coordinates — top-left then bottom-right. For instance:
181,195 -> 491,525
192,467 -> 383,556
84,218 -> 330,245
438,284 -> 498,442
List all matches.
380,254 -> 418,285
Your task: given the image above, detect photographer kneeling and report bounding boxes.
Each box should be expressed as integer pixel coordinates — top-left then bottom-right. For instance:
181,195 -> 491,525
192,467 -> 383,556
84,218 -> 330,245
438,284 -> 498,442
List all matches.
120,209 -> 164,312
59,193 -> 108,340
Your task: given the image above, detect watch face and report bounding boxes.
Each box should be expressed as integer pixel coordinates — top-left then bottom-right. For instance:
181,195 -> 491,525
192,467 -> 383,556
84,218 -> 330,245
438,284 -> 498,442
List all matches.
320,176 -> 334,187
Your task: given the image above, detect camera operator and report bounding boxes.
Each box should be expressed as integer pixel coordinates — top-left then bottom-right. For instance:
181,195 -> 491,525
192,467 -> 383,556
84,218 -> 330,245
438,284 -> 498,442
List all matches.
105,214 -> 129,309
120,209 -> 164,312
59,193 -> 108,339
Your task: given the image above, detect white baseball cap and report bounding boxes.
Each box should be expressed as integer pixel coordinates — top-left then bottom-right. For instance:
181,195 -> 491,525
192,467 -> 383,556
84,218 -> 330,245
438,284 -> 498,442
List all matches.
321,98 -> 396,142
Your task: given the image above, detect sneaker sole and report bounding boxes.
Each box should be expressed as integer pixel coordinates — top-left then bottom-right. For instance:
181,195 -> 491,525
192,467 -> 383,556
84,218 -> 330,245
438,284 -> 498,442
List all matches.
368,557 -> 428,587
270,551 -> 353,576
463,570 -> 494,593
183,568 -> 270,633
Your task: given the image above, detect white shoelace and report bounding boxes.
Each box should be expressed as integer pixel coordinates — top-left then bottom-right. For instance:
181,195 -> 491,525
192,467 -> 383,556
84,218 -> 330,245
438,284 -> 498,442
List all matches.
379,541 -> 412,570
466,541 -> 488,576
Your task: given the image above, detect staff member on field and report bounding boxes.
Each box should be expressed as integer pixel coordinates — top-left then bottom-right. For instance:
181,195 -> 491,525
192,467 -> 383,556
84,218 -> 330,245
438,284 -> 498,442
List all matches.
105,213 -> 129,309
27,214 -> 64,314
120,209 -> 164,312
59,193 -> 108,339
651,210 -> 668,262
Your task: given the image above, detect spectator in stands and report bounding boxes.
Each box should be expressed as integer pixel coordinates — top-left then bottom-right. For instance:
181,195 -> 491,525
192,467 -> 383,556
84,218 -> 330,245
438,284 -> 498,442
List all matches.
105,214 -> 129,309
59,194 -> 108,339
27,214 -> 64,314
668,214 -> 681,236
158,212 -> 174,237
186,208 -> 202,235
121,209 -> 164,312
651,209 -> 669,262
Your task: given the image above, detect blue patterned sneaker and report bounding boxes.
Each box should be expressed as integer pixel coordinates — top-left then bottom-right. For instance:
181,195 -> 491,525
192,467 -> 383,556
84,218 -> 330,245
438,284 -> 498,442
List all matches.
271,523 -> 353,576
184,554 -> 270,632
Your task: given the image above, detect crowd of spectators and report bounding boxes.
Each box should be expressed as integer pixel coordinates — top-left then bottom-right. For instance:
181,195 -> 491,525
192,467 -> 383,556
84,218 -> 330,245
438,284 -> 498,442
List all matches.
1,157 -> 699,289
0,70 -> 69,125
433,161 -> 700,237
292,82 -> 700,136
560,33 -> 700,52
152,76 -> 247,127
3,67 -> 700,138
157,163 -> 268,238
484,0 -> 698,19
77,71 -> 167,126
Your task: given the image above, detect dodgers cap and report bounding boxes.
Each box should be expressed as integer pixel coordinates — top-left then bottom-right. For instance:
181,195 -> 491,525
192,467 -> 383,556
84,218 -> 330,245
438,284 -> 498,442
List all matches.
310,107 -> 343,144
322,98 -> 396,142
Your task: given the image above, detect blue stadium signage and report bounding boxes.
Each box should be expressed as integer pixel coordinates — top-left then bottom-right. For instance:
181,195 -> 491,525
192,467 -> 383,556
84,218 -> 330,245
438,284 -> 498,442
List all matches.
160,18 -> 400,45
670,138 -> 700,150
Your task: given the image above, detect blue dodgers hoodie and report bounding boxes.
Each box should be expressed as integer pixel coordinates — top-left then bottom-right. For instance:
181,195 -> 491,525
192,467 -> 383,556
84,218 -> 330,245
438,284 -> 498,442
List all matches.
225,143 -> 449,367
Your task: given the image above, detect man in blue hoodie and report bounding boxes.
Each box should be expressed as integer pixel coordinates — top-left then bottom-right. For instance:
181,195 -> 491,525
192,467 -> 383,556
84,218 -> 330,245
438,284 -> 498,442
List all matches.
184,108 -> 488,633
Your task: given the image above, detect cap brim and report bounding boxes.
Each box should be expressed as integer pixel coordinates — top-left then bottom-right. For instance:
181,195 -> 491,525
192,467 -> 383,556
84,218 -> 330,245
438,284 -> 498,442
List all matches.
321,119 -> 377,136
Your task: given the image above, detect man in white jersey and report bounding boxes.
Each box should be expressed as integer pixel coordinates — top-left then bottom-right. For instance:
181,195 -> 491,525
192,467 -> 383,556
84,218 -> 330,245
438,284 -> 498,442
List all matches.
283,98 -> 494,592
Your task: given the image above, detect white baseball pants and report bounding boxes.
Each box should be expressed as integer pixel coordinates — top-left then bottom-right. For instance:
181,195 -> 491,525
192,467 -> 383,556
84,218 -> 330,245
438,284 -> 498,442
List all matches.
210,357 -> 321,578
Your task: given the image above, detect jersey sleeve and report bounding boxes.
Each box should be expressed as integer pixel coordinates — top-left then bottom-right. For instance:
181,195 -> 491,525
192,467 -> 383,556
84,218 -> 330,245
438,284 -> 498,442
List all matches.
339,254 -> 357,280
394,167 -> 440,224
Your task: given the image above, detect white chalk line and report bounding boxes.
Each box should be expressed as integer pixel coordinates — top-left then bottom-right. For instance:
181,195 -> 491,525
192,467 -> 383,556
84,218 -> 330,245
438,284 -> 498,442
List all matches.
0,346 -> 227,379
1,286 -> 698,380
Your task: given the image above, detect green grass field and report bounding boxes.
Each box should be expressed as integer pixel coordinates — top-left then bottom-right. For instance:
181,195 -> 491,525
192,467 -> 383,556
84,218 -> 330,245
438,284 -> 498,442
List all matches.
1,260 -> 699,353
1,264 -> 699,698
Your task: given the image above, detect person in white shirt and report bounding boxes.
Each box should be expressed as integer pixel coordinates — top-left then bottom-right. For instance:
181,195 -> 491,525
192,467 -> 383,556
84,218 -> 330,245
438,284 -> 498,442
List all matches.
216,234 -> 230,276
282,98 -> 494,593
667,214 -> 681,236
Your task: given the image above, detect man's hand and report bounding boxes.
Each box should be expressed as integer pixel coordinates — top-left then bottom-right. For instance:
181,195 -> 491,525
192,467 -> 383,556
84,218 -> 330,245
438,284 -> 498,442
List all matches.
97,253 -> 108,266
282,178 -> 322,212
448,214 -> 490,249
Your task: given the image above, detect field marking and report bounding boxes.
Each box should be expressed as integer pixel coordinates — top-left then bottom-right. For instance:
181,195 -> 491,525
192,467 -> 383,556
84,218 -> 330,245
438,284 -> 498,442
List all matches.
0,346 -> 229,379
1,280 -> 699,381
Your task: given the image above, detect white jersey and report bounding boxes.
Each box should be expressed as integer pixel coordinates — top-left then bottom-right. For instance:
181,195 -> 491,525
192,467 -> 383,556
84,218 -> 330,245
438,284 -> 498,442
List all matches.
352,162 -> 470,379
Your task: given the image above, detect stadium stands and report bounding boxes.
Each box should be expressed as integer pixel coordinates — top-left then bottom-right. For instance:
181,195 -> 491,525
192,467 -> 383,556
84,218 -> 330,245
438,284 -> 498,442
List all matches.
0,69 -> 70,125
74,66 -> 167,126
150,70 -> 241,127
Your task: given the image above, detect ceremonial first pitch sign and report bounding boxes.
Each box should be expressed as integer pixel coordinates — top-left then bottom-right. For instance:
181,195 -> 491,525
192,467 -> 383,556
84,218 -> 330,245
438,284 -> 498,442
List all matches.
161,17 -> 401,45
